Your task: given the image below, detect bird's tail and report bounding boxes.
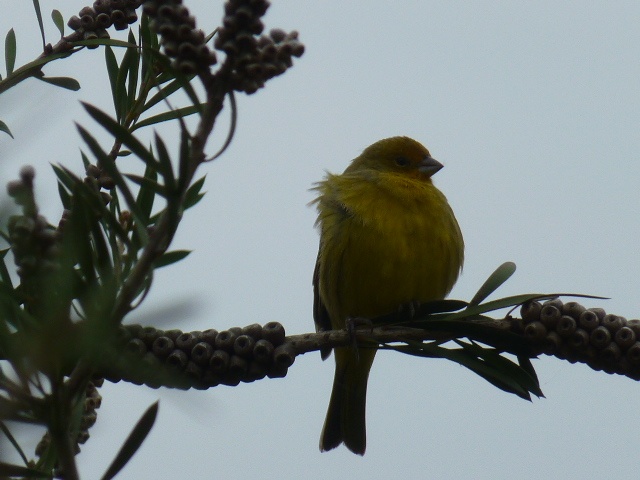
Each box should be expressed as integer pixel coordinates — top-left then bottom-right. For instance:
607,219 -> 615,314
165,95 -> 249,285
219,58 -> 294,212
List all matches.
319,347 -> 376,455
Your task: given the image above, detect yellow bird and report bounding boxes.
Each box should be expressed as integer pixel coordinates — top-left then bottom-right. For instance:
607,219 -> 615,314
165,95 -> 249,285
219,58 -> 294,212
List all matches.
312,136 -> 464,455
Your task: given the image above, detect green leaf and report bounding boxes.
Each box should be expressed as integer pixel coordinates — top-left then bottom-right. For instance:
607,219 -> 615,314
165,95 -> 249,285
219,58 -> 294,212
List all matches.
469,262 -> 516,306
70,38 -> 136,49
113,36 -> 140,122
153,133 -> 176,189
36,76 -> 80,91
51,163 -> 83,193
125,174 -> 167,199
153,250 -> 191,269
0,120 -> 14,138
81,103 -> 161,173
100,401 -> 159,480
4,29 -> 16,76
0,249 -> 13,288
31,0 -> 45,48
126,30 -> 140,112
0,461 -> 50,478
57,179 -> 72,209
133,103 -> 206,130
0,420 -> 29,467
135,162 -> 158,224
105,47 -> 119,112
51,9 -> 64,37
184,175 -> 206,210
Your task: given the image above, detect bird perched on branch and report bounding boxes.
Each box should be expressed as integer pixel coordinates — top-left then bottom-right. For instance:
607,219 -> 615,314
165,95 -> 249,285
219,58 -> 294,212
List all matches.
312,136 -> 464,454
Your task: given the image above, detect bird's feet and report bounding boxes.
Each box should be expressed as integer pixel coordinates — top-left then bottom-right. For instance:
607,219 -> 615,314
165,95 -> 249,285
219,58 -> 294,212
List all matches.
398,300 -> 421,320
345,316 -> 373,361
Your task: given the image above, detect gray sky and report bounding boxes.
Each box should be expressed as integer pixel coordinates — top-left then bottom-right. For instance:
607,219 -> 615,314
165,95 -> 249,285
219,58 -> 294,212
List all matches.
2,1 -> 640,478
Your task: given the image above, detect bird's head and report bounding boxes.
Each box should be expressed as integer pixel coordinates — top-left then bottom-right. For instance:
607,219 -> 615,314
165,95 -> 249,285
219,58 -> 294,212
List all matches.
345,136 -> 443,181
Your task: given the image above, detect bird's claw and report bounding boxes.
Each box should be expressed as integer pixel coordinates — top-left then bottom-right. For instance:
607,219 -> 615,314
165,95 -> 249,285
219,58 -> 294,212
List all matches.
346,316 -> 373,362
398,300 -> 421,320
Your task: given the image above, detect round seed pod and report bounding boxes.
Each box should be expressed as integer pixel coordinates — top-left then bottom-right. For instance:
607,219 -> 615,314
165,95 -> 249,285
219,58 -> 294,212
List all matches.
245,361 -> 268,381
185,361 -> 203,381
626,342 -> 640,365
602,314 -> 625,333
234,335 -> 255,358
228,355 -> 248,377
588,308 -> 607,321
579,310 -> 601,331
242,323 -> 263,339
202,370 -> 221,387
524,321 -> 547,342
569,329 -> 590,349
273,342 -> 296,368
126,338 -> 147,356
543,331 -> 562,355
590,326 -> 612,349
166,349 -> 188,370
542,298 -> 564,310
138,326 -> 159,347
599,342 -> 622,363
521,301 -> 542,324
556,315 -> 577,338
267,363 -> 289,379
263,322 -> 285,345
253,339 -> 274,363
209,350 -> 229,373
539,305 -> 561,329
614,327 -> 636,350
626,319 -> 640,337
215,330 -> 237,351
561,301 -> 586,321
164,329 -> 182,341
176,332 -> 199,353
191,342 -> 214,366
201,328 -> 218,345
152,336 -> 175,359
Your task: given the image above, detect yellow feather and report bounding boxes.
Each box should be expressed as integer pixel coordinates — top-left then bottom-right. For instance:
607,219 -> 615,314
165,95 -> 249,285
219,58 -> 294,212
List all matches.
313,136 -> 464,454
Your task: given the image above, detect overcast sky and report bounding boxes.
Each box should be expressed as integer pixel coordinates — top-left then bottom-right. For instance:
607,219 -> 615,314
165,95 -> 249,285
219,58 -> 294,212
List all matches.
2,1 -> 640,479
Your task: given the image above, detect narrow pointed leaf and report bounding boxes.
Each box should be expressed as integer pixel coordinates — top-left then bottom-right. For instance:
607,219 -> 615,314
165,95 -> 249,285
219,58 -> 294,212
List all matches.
153,250 -> 191,268
184,175 -> 206,210
81,103 -> 162,173
469,262 -> 516,306
70,38 -> 135,48
0,120 -> 13,138
5,29 -> 16,76
105,46 -> 119,112
126,30 -> 140,108
51,9 -> 64,37
125,174 -> 167,199
0,461 -> 50,478
31,0 -> 45,47
100,401 -> 159,480
133,104 -> 206,130
36,75 -> 80,90
0,249 -> 13,288
135,163 -> 158,224
154,133 -> 175,189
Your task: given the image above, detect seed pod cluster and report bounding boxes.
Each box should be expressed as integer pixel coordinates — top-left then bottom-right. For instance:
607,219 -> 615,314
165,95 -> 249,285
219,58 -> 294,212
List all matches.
7,167 -> 60,280
520,298 -> 640,379
103,322 -> 294,389
214,0 -> 304,94
67,0 -> 142,45
143,0 -> 218,75
35,379 -> 103,466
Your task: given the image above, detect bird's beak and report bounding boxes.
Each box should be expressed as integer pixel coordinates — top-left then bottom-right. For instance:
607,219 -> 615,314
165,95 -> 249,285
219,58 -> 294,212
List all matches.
418,156 -> 444,177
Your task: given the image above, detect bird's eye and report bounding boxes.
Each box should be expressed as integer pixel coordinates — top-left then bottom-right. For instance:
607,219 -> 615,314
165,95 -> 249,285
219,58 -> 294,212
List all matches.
394,156 -> 409,167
